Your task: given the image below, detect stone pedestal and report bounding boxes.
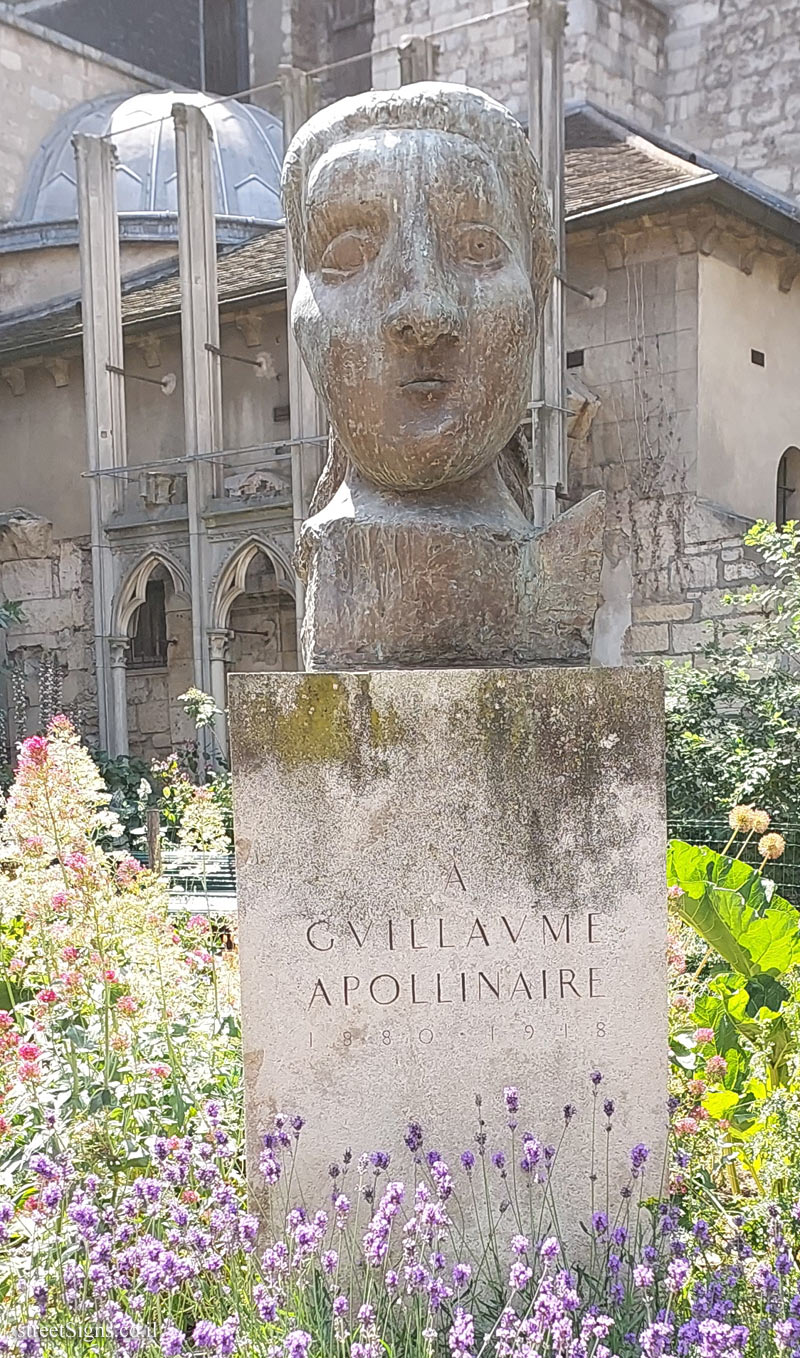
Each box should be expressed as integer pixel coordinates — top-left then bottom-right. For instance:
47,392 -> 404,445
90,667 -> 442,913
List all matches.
230,668 -> 667,1239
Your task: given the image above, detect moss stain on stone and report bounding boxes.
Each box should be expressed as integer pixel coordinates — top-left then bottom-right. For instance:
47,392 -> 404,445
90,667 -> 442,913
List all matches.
234,674 -> 353,770
234,673 -> 406,776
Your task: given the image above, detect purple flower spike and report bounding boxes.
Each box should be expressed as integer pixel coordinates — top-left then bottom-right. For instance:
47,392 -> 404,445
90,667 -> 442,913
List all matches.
370,1150 -> 390,1171
460,1150 -> 475,1173
160,1325 -> 184,1356
630,1143 -> 650,1174
590,1071 -> 603,1086
405,1122 -> 424,1152
564,1103 -> 577,1124
449,1307 -> 475,1358
284,1331 -> 312,1358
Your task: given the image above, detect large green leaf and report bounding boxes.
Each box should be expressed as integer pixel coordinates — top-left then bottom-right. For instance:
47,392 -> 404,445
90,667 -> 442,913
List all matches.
668,840 -> 800,980
744,973 -> 790,1017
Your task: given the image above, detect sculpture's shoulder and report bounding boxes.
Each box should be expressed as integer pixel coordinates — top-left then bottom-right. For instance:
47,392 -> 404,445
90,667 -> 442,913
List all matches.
298,482 -> 606,672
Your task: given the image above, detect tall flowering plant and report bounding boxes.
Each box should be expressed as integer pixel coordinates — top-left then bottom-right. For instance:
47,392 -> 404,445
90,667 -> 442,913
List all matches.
0,719 -> 240,1188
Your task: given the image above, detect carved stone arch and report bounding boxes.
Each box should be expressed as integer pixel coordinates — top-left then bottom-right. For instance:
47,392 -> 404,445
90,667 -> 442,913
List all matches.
113,550 -> 191,636
211,536 -> 296,630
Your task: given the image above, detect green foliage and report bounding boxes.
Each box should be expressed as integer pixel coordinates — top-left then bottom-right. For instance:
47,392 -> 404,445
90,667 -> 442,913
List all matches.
0,601 -> 23,631
666,520 -> 800,823
668,831 -> 800,1190
668,840 -> 800,982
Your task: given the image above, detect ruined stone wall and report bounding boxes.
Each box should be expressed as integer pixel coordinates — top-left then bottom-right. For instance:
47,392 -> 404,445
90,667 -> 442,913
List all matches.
662,0 -> 800,200
0,512 -> 96,755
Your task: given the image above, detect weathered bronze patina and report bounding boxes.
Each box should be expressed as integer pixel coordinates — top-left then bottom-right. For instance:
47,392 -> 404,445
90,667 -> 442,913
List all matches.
282,82 -> 605,669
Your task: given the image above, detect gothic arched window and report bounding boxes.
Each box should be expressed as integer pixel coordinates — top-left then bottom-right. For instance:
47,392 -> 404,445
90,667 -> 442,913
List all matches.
129,575 -> 168,669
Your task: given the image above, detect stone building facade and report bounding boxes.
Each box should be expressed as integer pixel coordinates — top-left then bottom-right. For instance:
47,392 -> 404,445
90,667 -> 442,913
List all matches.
1,0 -> 800,761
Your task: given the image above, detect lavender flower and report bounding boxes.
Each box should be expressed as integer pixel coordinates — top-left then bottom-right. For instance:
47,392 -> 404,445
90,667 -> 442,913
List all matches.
630,1143 -> 650,1174
449,1307 -> 475,1358
284,1331 -> 312,1358
405,1123 -> 424,1152
160,1325 -> 184,1356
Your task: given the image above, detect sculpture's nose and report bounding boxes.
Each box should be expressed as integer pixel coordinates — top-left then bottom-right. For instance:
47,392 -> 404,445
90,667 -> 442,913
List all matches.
383,260 -> 463,350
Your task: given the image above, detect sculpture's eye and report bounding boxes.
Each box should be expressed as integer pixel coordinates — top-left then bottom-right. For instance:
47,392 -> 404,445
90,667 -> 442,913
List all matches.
454,225 -> 506,269
319,230 -> 376,280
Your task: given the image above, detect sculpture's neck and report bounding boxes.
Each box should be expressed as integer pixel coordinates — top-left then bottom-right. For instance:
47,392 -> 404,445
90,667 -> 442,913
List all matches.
344,461 -> 531,532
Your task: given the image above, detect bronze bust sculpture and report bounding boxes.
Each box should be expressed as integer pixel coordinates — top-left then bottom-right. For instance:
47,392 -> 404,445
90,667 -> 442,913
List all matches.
282,82 -> 604,670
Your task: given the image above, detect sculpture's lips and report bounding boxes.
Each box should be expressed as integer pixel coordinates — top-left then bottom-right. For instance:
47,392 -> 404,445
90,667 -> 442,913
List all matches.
399,376 -> 450,395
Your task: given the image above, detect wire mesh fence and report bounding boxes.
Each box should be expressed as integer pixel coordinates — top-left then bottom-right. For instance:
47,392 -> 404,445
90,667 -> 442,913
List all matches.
668,820 -> 800,905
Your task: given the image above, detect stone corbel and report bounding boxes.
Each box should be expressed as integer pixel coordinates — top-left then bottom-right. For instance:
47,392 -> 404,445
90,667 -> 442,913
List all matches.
44,357 -> 70,387
672,224 -> 696,255
234,311 -> 264,348
697,226 -> 719,256
1,366 -> 25,397
778,257 -> 800,294
597,230 -> 625,270
136,334 -> 162,368
738,244 -> 760,276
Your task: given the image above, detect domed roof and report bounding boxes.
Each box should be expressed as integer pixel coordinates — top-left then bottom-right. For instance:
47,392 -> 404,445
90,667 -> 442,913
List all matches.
14,89 -> 283,240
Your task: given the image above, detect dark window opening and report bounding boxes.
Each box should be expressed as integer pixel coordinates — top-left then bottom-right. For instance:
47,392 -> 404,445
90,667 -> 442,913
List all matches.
273,404 -> 291,423
567,349 -> 585,369
203,0 -> 250,95
751,349 -> 765,367
777,448 -> 800,528
129,579 -> 168,669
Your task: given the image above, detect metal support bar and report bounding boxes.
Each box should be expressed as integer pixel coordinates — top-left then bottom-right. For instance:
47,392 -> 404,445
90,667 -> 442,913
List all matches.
204,343 -> 261,368
556,272 -> 595,301
106,363 -> 176,393
203,343 -> 270,376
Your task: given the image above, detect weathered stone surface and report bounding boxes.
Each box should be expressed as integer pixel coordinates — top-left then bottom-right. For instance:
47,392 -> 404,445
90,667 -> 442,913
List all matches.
282,83 -> 605,670
0,509 -> 54,563
230,667 -> 668,1236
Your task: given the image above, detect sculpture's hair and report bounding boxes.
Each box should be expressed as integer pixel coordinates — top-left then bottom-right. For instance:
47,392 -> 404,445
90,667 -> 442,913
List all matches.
282,81 -> 556,320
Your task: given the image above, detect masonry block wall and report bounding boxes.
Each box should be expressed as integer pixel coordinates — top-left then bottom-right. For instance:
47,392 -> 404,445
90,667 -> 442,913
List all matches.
663,0 -> 800,201
372,0 -> 668,125
565,0 -> 667,128
371,0 -> 800,202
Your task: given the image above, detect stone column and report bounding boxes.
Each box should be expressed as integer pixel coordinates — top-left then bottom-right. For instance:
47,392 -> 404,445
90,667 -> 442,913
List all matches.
208,629 -> 232,760
397,34 -> 438,84
280,65 -> 327,661
528,0 -> 567,526
173,102 -> 222,722
74,133 -> 128,752
108,636 -> 129,758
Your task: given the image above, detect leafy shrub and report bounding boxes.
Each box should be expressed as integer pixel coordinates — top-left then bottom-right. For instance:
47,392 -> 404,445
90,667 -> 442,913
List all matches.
666,521 -> 800,824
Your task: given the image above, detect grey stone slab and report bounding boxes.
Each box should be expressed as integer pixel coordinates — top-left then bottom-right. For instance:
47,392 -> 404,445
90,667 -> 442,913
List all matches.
230,666 -> 668,1241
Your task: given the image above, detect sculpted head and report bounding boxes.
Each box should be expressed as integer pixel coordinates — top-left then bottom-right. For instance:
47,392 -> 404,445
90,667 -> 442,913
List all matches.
282,83 -> 555,494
